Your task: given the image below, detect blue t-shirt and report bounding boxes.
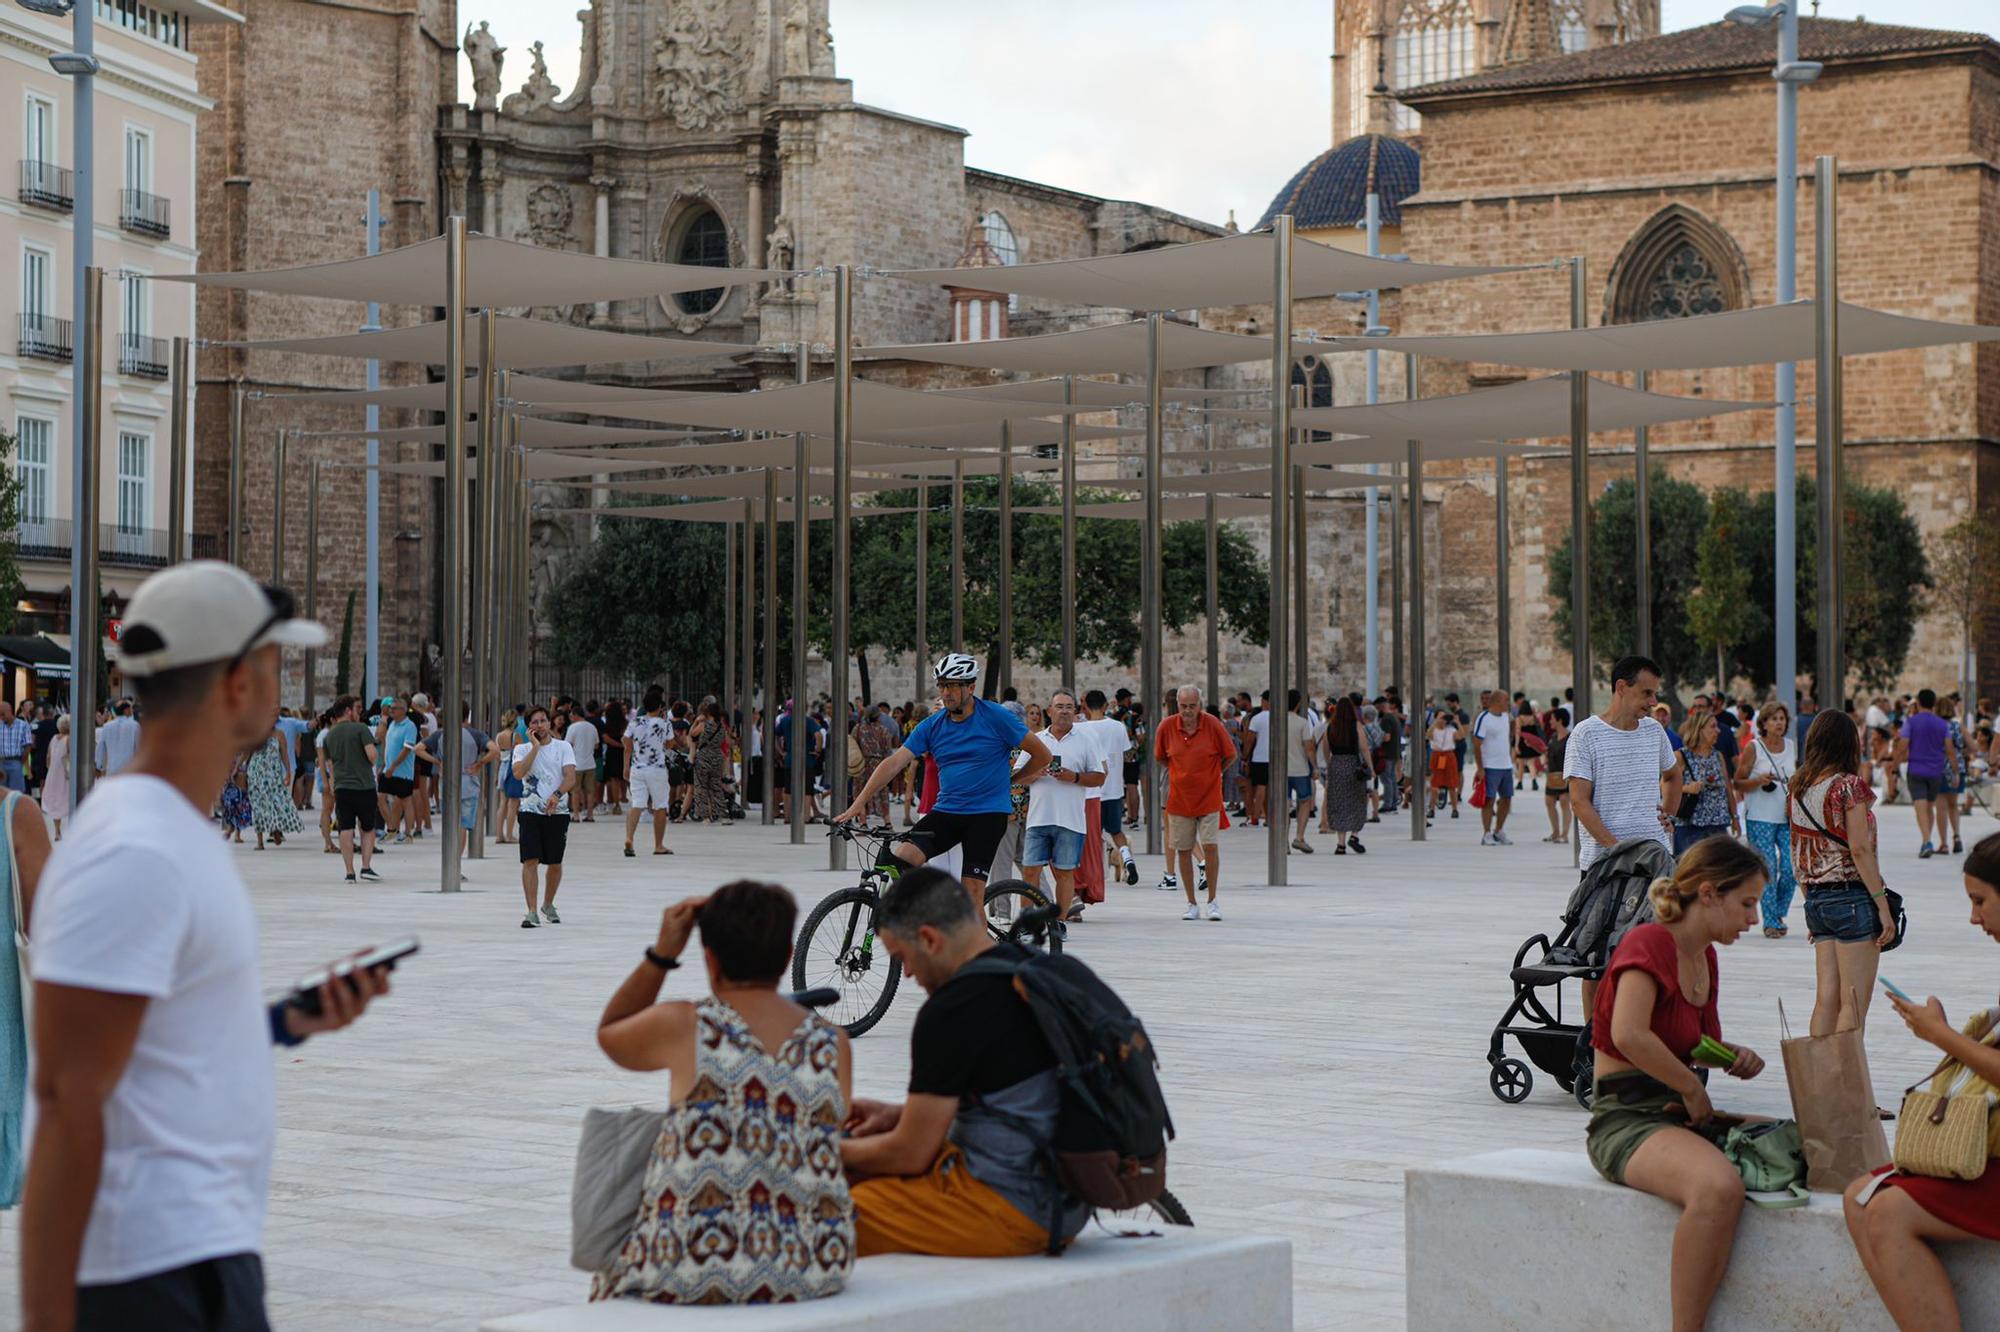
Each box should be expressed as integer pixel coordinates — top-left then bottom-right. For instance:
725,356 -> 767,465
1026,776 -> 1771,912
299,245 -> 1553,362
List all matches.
1904,710 -> 1950,780
903,698 -> 1028,815
276,715 -> 309,766
382,718 -> 419,780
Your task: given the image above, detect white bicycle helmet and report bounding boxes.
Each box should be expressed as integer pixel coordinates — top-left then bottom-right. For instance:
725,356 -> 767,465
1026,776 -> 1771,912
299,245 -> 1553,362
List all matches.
933,652 -> 980,683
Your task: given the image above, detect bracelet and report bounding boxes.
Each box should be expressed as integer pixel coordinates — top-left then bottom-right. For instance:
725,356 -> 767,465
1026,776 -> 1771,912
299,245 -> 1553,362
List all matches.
644,947 -> 681,971
1870,890 -> 1888,902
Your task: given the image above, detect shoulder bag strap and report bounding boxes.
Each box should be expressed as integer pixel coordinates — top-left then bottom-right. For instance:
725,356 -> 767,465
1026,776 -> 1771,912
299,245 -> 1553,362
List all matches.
4,789 -> 23,939
1792,781 -> 1848,847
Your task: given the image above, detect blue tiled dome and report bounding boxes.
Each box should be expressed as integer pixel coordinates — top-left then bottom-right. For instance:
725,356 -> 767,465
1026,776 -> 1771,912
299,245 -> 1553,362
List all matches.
1256,133 -> 1421,232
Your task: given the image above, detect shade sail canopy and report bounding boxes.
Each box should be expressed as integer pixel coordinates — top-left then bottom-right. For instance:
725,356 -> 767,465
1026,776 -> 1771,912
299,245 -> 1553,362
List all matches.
865,319 -> 1323,374
857,418 -> 1144,449
1182,438 -> 1542,467
933,378 -> 1245,405
520,378 -> 1105,434
358,453 -> 668,481
1089,467 -> 1386,496
1204,375 -> 1771,442
854,454 -> 1061,479
156,233 -> 787,308
257,372 -> 711,410
1016,496 -> 1284,522
884,231 -> 1525,310
610,472 -> 909,500
303,419 -> 709,446
573,502 -> 918,524
1322,301 -> 2000,371
215,315 -> 750,369
556,439 -> 973,468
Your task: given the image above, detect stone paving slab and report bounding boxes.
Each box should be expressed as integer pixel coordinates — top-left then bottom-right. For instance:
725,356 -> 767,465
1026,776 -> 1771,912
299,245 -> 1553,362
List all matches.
3,795 -> 1993,1329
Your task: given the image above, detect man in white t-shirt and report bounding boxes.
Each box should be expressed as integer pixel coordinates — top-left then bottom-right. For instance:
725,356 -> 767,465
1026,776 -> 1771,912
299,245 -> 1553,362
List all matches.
1284,690 -> 1325,853
1020,691 -> 1106,929
566,706 -> 601,823
512,705 -> 578,929
1078,689 -> 1137,887
1245,693 -> 1272,828
23,562 -> 391,1332
622,686 -> 675,857
1470,690 -> 1519,846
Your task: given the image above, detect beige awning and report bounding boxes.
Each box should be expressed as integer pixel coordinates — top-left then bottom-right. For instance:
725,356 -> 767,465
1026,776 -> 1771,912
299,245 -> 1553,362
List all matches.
215,315 -> 751,369
1202,375 -> 1771,442
865,319 -> 1327,374
155,233 -> 787,308
301,419 -> 709,446
569,502 -> 919,524
1322,301 -> 2000,371
884,231 -> 1526,310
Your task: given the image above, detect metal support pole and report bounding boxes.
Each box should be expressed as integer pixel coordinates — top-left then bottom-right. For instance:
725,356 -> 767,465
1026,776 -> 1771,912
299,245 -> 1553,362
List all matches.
1814,155 -> 1844,710
1389,459 -> 1403,693
305,459 -> 319,712
762,468 -> 778,825
227,381 -> 245,566
1204,425 -> 1219,709
829,265 -> 854,870
1141,314 -> 1165,858
1774,2 -> 1802,720
1568,256 -> 1593,718
1635,369 -> 1652,660
724,517 -> 737,709
739,498 -> 754,796
1268,216 -> 1294,885
271,430 -> 287,588
168,336 -> 189,562
915,479 -> 929,691
471,314 -> 498,735
997,420 -> 1014,698
1407,435 -> 1426,843
1291,385 -> 1308,699
790,342 -> 810,846
1364,190 -> 1382,696
951,459 -> 965,652
1496,451 -> 1510,697
71,266 -> 103,812
439,216 -> 467,893
364,190 -> 384,711
1061,377 -> 1077,690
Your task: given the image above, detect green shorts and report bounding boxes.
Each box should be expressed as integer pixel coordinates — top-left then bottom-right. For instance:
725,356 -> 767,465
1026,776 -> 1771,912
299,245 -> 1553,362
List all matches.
1586,1072 -> 1687,1184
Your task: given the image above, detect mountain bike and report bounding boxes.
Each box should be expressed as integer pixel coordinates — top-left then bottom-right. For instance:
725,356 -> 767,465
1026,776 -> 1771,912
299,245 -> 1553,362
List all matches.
790,821 -> 1057,1037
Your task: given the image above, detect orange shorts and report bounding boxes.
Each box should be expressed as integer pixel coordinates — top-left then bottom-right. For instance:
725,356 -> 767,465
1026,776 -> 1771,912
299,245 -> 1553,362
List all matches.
850,1146 -> 1048,1258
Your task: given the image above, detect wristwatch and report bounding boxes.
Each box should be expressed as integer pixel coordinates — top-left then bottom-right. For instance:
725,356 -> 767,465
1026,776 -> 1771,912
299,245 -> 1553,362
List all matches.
644,947 -> 680,971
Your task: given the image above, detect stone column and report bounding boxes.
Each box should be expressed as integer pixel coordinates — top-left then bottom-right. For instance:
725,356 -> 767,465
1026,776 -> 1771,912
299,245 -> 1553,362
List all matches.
745,147 -> 767,267
591,174 -> 615,320
479,148 -> 502,237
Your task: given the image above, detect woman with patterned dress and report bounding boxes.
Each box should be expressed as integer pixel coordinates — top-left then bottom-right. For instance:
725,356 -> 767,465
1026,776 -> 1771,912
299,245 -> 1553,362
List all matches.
1317,697 -> 1371,854
219,755 -> 252,842
248,727 -> 303,850
688,701 -> 732,824
593,882 -> 854,1307
1673,712 -> 1738,855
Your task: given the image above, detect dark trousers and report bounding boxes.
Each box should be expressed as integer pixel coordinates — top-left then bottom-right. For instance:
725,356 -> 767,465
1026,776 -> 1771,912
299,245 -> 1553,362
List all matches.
77,1252 -> 268,1332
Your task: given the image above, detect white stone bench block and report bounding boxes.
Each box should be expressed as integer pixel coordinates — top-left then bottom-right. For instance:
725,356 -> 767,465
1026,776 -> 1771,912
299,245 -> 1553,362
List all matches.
1408,1148 -> 2000,1331
480,1228 -> 1290,1331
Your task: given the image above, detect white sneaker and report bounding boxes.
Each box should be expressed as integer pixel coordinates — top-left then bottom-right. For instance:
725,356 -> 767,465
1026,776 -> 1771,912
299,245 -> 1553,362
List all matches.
1493,831 -> 1513,846
990,896 -> 1013,923
1157,873 -> 1180,892
1480,832 -> 1496,846
1206,903 -> 1223,922
1181,903 -> 1200,921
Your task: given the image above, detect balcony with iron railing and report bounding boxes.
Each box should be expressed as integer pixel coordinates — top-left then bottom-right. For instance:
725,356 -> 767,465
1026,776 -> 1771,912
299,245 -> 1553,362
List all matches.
18,159 -> 73,212
118,187 -> 170,239
17,314 -> 72,363
14,519 -> 219,570
118,334 -> 169,379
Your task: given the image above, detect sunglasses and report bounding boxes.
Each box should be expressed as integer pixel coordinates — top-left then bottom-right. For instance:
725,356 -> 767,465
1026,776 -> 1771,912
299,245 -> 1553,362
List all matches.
225,584 -> 297,673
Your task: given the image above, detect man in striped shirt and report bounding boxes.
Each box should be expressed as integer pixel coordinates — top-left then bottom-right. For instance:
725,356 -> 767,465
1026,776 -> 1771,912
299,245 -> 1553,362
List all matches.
0,699 -> 32,792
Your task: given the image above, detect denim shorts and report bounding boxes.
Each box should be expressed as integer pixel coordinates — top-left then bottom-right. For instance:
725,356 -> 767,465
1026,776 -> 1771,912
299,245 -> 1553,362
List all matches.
1100,797 -> 1124,837
1022,823 -> 1084,870
1905,775 -> 1941,802
1483,766 -> 1515,801
1287,774 -> 1313,800
1804,881 -> 1880,944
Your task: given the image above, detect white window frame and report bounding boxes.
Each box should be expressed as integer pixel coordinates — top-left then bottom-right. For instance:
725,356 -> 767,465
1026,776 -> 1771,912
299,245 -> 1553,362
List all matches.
116,430 -> 151,542
21,243 -> 54,324
14,414 -> 55,531
123,123 -> 152,197
121,268 -> 150,353
24,93 -> 56,167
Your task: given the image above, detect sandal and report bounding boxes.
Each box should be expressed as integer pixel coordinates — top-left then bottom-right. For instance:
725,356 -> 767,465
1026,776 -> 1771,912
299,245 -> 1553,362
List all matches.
653,847 -> 673,855
1762,925 -> 1787,939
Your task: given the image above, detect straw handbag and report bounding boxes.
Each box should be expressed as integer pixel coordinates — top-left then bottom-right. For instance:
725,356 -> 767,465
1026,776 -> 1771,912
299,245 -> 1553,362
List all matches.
1892,1009 -> 2000,1180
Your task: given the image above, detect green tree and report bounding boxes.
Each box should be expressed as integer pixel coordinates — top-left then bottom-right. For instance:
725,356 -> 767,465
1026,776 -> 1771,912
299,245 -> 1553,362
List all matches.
1685,487 -> 1753,693
334,588 -> 356,696
542,503 -> 732,692
0,427 -> 25,636
1926,515 -> 2000,721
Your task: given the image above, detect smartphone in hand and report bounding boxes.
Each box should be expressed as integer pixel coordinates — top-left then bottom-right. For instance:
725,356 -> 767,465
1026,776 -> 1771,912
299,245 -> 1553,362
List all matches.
285,936 -> 420,1016
1880,977 -> 1915,1004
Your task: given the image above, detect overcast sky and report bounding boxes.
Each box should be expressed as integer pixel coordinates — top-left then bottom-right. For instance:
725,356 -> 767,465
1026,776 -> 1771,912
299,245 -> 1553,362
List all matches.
459,1 -> 2000,228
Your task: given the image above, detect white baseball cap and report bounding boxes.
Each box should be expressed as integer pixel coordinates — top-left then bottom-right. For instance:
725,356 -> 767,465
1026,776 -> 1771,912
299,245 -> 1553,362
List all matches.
115,560 -> 328,678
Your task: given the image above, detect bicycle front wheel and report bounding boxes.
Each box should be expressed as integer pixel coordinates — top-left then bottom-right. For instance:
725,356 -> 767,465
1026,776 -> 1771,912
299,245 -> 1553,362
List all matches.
792,885 -> 901,1037
982,879 -> 1059,954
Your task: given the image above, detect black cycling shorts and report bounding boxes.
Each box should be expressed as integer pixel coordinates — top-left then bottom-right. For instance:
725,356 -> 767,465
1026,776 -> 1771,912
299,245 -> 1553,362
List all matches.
379,774 -> 415,799
333,788 -> 382,833
519,811 -> 570,866
902,809 -> 1012,884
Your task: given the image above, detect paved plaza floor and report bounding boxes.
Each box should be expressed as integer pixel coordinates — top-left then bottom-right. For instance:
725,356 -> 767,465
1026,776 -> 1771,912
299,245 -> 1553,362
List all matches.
4,792 -> 1994,1329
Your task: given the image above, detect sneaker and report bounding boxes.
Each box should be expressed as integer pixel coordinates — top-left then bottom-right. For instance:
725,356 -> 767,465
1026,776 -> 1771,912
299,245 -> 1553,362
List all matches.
1480,831 -> 1496,846
1196,868 -> 1209,895
1122,856 -> 1138,886
1493,831 -> 1513,846
344,872 -> 357,883
358,867 -> 382,882
1919,841 -> 1935,859
1291,837 -> 1313,853
1206,903 -> 1222,922
1181,903 -> 1200,921
1157,873 -> 1180,892
521,913 -> 538,929
542,905 -> 561,924
990,897 -> 1013,924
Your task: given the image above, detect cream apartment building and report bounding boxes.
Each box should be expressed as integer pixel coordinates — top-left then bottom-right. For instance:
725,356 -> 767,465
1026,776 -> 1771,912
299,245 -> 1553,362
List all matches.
2,0 -> 236,700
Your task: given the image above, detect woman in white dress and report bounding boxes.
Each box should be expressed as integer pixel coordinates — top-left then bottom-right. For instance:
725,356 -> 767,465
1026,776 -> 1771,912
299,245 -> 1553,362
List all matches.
39,716 -> 70,839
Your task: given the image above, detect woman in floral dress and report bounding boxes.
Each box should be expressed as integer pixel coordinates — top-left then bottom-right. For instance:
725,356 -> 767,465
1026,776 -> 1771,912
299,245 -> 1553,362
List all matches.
688,700 -> 732,823
248,726 -> 302,849
219,755 -> 253,842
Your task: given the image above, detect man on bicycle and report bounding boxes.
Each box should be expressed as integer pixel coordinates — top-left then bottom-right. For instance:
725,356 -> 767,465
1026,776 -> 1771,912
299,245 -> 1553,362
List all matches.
835,654 -> 1051,911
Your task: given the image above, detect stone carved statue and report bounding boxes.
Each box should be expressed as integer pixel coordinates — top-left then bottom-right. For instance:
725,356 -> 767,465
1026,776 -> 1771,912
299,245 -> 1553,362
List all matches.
651,0 -> 744,130
464,21 -> 505,111
504,40 -> 562,114
523,183 -> 575,247
782,0 -> 836,78
764,215 -> 796,295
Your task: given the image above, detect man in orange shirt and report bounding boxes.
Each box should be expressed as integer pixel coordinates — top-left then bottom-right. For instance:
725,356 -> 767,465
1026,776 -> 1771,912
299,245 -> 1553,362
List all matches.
1153,685 -> 1233,922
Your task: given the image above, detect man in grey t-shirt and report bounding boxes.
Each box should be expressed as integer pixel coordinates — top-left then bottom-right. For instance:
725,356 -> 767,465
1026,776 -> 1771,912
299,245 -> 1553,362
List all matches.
1563,655 -> 1681,872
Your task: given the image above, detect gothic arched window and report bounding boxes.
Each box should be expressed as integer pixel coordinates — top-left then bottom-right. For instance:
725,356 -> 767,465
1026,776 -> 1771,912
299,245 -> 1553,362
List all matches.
672,207 -> 729,314
1555,0 -> 1589,52
1292,356 -> 1335,441
1608,204 -> 1749,325
981,211 -> 1018,266
1389,0 -> 1477,132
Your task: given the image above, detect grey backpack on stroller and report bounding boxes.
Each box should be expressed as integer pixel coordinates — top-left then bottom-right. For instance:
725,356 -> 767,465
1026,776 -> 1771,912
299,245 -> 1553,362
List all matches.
1546,838 -> 1674,970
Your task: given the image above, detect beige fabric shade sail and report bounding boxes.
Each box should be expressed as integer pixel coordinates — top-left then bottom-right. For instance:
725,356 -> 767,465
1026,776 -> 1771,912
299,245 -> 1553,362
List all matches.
154,233 -> 788,308
1088,467 -> 1386,496
572,501 -> 918,524
607,472 -> 909,501
255,372 -> 717,411
1204,375 -> 1771,441
857,418 -> 1143,449
517,378 -> 1111,434
215,315 -> 750,369
932,378 -> 1248,405
301,419 -> 710,446
1016,496 -> 1291,522
885,231 -> 1526,310
553,439 -> 976,468
356,453 -> 669,481
865,319 -> 1322,374
1322,301 -> 2000,372
1177,438 -> 1542,467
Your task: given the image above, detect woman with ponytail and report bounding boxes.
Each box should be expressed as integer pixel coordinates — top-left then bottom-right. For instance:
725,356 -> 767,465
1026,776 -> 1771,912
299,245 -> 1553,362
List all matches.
1584,836 -> 1771,1332
1844,832 -> 2000,1331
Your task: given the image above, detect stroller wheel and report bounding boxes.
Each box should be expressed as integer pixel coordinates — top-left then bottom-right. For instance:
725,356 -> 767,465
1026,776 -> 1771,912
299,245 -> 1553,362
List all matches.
1489,1058 -> 1533,1104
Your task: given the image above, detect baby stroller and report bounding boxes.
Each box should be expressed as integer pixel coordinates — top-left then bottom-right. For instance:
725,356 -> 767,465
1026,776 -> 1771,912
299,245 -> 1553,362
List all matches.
1486,838 -> 1673,1110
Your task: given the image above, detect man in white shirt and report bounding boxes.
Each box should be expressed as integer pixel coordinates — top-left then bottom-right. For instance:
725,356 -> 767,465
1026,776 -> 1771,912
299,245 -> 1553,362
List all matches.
1470,690 -> 1519,846
22,561 -> 390,1332
1078,689 -> 1137,887
92,699 -> 140,777
1020,691 -> 1105,929
1284,690 -> 1325,853
565,706 -> 601,823
512,705 -> 578,928
1245,692 -> 1272,828
622,687 -> 674,857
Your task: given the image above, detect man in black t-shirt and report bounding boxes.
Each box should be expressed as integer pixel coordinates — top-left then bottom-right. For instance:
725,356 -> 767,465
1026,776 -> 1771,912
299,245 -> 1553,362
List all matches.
842,868 -> 1087,1256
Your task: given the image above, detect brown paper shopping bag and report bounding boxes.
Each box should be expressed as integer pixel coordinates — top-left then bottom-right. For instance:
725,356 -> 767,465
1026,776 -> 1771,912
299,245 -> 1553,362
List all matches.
1779,996 -> 1891,1193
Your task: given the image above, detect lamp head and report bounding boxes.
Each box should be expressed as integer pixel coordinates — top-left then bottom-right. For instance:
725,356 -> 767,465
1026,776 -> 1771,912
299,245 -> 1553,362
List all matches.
1724,4 -> 1781,25
48,51 -> 100,75
18,0 -> 76,15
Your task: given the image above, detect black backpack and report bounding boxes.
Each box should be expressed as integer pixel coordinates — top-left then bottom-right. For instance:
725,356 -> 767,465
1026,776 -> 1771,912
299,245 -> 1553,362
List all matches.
1546,838 -> 1674,970
957,949 -> 1174,1234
